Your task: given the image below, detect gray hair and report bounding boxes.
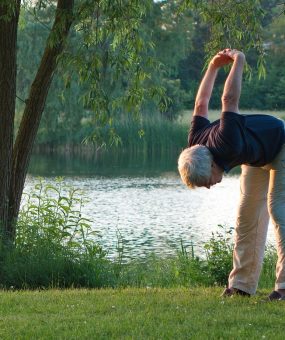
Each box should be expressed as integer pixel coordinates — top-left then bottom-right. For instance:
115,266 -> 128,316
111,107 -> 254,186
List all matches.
178,145 -> 213,189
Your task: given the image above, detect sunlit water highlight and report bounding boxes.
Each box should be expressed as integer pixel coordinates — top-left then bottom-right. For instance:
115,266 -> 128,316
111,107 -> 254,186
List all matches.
25,172 -> 276,259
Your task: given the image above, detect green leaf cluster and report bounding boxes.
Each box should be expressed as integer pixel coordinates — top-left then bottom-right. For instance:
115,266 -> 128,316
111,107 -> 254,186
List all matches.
0,178 -> 110,288
17,178 -> 102,257
15,0 -> 285,148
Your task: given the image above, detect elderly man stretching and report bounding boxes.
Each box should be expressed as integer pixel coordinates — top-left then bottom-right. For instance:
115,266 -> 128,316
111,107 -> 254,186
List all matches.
178,48 -> 285,300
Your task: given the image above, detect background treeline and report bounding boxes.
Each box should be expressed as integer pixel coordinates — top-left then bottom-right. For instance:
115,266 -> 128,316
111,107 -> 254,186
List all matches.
16,1 -> 285,147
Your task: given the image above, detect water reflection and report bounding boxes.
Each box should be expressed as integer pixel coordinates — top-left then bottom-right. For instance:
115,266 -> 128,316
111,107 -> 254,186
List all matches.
29,148 -> 179,177
27,151 -> 274,259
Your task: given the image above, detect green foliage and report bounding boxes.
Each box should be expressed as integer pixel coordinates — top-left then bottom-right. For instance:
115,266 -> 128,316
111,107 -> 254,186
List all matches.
16,2 -> 169,146
114,244 -> 210,288
17,178 -> 97,255
0,179 -> 111,289
175,240 -> 210,286
15,1 -> 285,148
34,110 -> 188,153
112,113 -> 187,150
62,0 -> 166,141
159,79 -> 191,120
179,0 -> 271,76
0,179 -> 278,289
204,225 -> 234,285
259,244 -> 278,289
109,226 -> 277,289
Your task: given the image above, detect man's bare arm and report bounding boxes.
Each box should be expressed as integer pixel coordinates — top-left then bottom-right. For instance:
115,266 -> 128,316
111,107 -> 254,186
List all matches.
221,50 -> 246,113
193,64 -> 218,119
194,50 -> 232,119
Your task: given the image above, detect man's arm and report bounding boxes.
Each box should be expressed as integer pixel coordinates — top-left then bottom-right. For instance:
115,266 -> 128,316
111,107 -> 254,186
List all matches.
193,50 -> 232,119
193,64 -> 218,119
221,49 -> 246,113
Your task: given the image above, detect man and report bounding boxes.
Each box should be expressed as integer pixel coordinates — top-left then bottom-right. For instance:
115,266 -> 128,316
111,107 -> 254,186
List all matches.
178,48 -> 285,300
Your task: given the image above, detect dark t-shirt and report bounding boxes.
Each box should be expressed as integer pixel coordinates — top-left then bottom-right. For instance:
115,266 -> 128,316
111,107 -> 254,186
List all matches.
188,112 -> 285,172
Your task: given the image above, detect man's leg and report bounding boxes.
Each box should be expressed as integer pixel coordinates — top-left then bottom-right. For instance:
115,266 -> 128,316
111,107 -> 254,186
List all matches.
228,165 -> 269,295
267,145 -> 285,294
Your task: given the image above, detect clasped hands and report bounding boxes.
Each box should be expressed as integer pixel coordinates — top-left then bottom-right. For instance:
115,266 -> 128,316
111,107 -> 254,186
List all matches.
210,48 -> 245,68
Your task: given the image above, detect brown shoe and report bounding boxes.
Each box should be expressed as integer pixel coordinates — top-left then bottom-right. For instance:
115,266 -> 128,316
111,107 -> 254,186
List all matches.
221,287 -> 250,297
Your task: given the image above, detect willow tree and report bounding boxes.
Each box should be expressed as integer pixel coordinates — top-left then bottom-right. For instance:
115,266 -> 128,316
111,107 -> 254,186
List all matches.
180,0 -> 280,77
0,0 -> 281,244
0,0 -> 156,243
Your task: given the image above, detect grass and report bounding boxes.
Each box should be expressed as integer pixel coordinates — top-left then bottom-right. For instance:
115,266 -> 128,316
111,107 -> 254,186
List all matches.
113,113 -> 187,151
0,287 -> 284,339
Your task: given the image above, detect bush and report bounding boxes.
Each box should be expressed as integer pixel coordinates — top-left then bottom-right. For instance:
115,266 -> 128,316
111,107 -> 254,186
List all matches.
0,179 -> 112,289
204,225 -> 234,286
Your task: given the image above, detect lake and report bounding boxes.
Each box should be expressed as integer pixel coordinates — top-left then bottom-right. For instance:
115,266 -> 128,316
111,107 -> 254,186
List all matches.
26,150 -> 276,259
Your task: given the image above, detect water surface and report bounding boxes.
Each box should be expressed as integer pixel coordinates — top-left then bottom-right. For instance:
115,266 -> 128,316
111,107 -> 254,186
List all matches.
27,151 -> 276,259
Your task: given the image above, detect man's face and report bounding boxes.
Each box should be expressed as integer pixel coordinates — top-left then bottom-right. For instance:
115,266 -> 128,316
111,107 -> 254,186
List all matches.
199,161 -> 224,189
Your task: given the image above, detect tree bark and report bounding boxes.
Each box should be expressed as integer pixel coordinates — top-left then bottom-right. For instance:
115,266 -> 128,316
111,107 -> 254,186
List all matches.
7,0 -> 74,243
0,1 -> 21,241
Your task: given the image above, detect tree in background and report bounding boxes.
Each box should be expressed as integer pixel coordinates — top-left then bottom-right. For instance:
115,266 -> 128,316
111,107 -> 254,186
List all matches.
240,6 -> 285,110
0,0 -> 283,244
16,1 -> 285,140
1,0 -> 157,244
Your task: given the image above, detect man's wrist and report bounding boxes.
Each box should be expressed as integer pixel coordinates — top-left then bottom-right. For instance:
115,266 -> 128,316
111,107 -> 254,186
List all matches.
233,53 -> 245,62
209,62 -> 220,71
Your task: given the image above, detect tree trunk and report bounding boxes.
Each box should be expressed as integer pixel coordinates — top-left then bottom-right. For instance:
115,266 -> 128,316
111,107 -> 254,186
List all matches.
6,0 -> 74,243
0,1 -> 21,242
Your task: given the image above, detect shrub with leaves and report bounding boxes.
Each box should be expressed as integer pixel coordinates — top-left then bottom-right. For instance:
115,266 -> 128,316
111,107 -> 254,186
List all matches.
17,178 -> 101,255
204,225 -> 234,286
0,179 -> 112,289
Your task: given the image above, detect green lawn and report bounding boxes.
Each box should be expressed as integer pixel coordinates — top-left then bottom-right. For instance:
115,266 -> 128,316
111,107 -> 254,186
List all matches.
1,288 -> 284,339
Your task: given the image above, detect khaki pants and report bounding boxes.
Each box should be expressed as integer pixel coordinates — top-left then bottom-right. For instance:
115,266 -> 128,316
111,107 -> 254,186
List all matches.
228,144 -> 285,295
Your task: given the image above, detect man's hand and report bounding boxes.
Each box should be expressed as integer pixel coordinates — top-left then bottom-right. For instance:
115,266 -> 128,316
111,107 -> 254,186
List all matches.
210,48 -> 245,68
219,48 -> 245,62
210,48 -> 233,68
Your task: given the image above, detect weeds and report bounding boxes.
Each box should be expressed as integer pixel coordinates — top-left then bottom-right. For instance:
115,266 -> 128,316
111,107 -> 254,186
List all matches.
113,114 -> 187,152
0,179 -> 110,289
204,225 -> 234,285
0,179 -> 278,290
